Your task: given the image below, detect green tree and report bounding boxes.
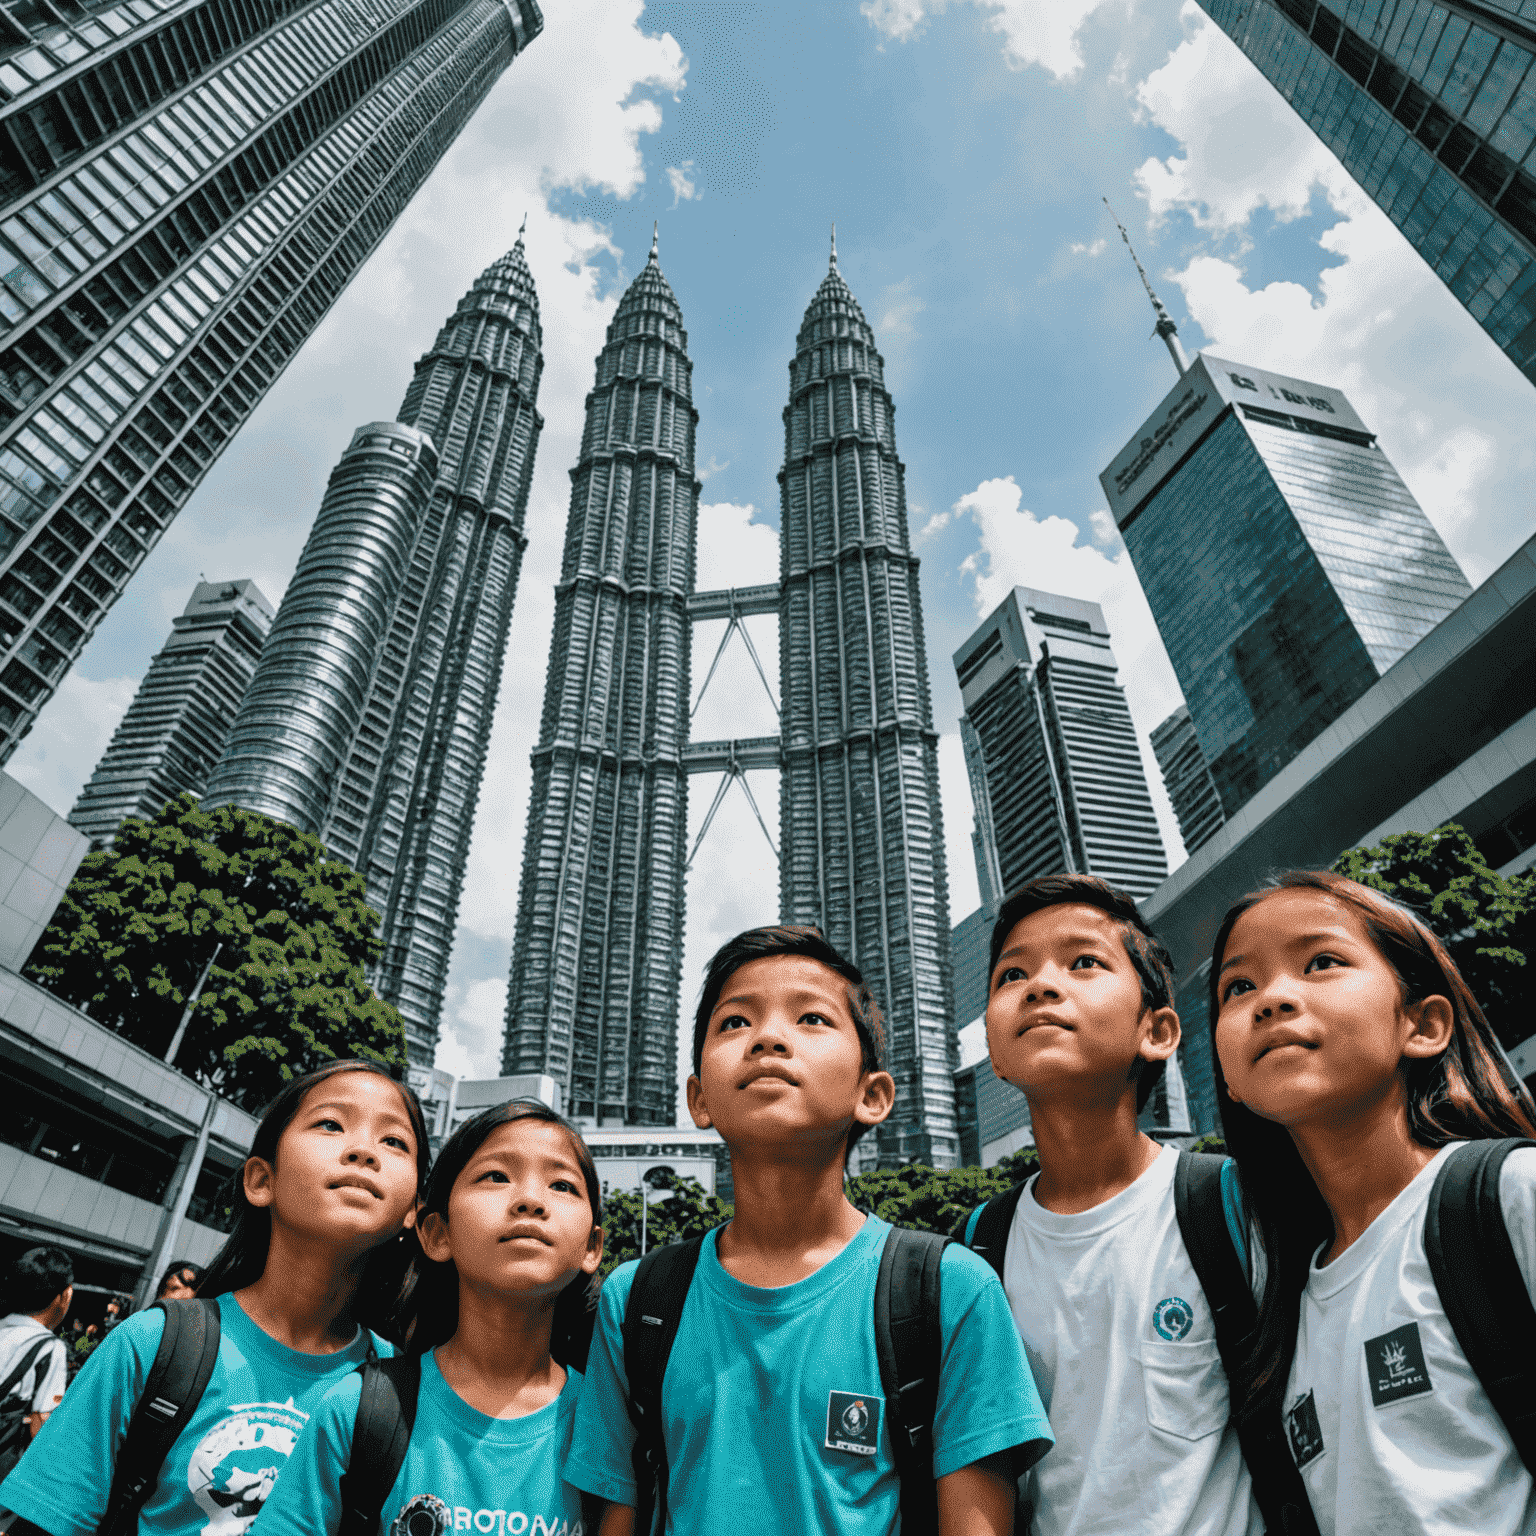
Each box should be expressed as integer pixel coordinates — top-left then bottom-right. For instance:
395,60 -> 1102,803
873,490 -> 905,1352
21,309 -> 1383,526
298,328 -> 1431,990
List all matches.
1332,823 -> 1534,1047
598,1175 -> 734,1276
27,793 -> 406,1106
847,1147 -> 1043,1237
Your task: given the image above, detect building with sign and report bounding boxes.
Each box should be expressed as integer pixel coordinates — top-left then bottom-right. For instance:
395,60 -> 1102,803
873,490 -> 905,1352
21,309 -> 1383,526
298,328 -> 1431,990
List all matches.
0,0 -> 545,764
1101,353 -> 1471,821
954,587 -> 1169,902
1194,1 -> 1536,387
206,236 -> 545,1065
1151,705 -> 1226,857
68,579 -> 272,849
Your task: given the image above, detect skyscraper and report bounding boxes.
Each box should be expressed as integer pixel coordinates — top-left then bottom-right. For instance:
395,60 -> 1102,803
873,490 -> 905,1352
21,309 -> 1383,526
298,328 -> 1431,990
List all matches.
0,0 -> 544,763
501,230 -> 696,1126
1194,1 -> 1536,385
955,586 -> 1169,902
960,714 -> 1003,910
777,237 -> 959,1168
1150,705 -> 1226,857
68,575 -> 272,849
1100,351 -> 1472,817
205,235 -> 544,1062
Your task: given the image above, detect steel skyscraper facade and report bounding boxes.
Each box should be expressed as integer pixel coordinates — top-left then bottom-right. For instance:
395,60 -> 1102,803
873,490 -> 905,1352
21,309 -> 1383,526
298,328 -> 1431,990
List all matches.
0,0 -> 543,763
501,233 -> 696,1126
68,575 -> 271,849
777,243 -> 959,1168
956,587 -> 1169,902
206,236 -> 545,1062
1150,705 -> 1226,857
1195,0 -> 1536,385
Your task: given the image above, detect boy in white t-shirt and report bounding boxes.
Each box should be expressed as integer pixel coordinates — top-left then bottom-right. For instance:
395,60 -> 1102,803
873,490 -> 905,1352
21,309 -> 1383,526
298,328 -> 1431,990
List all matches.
967,873 -> 1262,1536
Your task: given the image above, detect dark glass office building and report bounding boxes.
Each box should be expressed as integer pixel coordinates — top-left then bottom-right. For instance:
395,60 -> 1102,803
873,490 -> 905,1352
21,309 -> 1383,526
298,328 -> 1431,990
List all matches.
955,586 -> 1169,902
1101,353 -> 1471,817
1151,704 -> 1226,857
0,0 -> 543,762
1196,1 -> 1536,385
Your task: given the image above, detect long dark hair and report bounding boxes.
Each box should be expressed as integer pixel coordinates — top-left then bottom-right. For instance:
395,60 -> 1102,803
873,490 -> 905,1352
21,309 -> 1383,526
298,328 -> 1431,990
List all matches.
196,1060 -> 430,1338
1208,870 -> 1536,1426
391,1100 -> 602,1368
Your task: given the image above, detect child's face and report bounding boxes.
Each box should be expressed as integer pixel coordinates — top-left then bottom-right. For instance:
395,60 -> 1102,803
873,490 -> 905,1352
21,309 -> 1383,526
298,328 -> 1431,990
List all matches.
687,955 -> 894,1152
1214,889 -> 1451,1128
244,1071 -> 420,1252
986,903 -> 1177,1103
420,1120 -> 601,1301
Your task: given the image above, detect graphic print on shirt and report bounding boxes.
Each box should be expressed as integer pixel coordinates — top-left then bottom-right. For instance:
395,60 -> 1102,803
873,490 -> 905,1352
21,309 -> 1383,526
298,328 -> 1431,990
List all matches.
1151,1296 -> 1194,1341
391,1494 -> 452,1536
825,1389 -> 882,1456
1284,1390 -> 1324,1469
186,1401 -> 308,1536
389,1496 -> 583,1536
1363,1322 -> 1433,1408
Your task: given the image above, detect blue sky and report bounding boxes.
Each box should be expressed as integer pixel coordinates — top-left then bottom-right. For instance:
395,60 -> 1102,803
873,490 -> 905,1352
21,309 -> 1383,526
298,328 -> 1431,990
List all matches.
11,0 -> 1534,1094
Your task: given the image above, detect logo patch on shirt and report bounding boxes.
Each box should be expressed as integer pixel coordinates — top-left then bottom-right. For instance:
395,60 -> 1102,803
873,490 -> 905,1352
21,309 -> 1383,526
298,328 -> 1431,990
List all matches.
1364,1321 -> 1433,1407
1284,1390 -> 1324,1469
1152,1296 -> 1195,1341
825,1390 -> 881,1456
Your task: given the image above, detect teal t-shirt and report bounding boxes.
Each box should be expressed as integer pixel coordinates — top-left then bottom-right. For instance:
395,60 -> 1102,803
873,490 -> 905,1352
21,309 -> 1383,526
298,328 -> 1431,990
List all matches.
0,1293 -> 388,1536
253,1351 -> 584,1536
566,1216 -> 1052,1533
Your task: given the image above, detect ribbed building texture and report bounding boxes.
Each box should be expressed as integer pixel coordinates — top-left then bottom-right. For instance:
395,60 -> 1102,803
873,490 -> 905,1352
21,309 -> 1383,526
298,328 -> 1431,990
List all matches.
1150,704 -> 1227,857
777,243 -> 959,1168
501,233 -> 696,1125
955,586 -> 1170,902
1195,0 -> 1536,385
960,714 -> 1003,910
1101,353 -> 1472,820
205,236 -> 545,1063
68,576 -> 271,849
0,0 -> 544,763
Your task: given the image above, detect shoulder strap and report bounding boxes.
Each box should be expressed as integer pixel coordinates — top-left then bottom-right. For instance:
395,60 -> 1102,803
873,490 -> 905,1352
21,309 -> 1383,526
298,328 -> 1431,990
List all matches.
0,1336 -> 57,1407
622,1239 -> 705,1536
98,1298 -> 221,1536
1425,1138 -> 1536,1470
874,1226 -> 947,1536
338,1355 -> 421,1536
961,1182 -> 1026,1282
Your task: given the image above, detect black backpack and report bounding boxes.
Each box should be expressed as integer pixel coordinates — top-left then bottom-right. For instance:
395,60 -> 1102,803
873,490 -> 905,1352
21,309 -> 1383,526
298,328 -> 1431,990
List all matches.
0,1333 -> 60,1481
336,1355 -> 421,1536
622,1225 -> 948,1536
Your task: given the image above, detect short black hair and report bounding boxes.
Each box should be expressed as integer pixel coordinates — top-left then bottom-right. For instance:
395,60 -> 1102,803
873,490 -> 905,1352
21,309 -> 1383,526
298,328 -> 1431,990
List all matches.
157,1260 -> 204,1298
9,1246 -> 73,1315
692,926 -> 887,1155
989,873 -> 1177,1113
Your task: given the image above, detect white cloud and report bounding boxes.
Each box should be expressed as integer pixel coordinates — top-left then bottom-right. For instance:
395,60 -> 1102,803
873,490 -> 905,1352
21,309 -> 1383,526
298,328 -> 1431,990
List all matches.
666,161 -> 701,209
695,501 -> 778,591
7,672 -> 137,818
435,975 -> 508,1081
697,455 -> 730,482
1070,238 -> 1107,257
952,476 -> 1187,865
879,276 -> 926,337
918,509 -> 952,540
1088,508 -> 1118,547
938,731 -> 981,920
862,0 -> 1115,80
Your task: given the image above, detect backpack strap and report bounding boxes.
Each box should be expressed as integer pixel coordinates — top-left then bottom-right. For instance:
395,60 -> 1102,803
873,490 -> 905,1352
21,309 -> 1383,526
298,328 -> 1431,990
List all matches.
0,1336 -> 57,1408
622,1238 -> 705,1536
1424,1138 -> 1536,1470
337,1355 -> 421,1536
960,1182 -> 1026,1282
874,1226 -> 947,1536
1173,1152 -> 1318,1536
98,1298 -> 221,1536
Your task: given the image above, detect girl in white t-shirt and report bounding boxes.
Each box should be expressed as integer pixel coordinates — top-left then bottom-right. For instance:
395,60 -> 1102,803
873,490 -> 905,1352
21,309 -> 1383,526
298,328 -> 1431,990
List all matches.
1210,869 -> 1536,1536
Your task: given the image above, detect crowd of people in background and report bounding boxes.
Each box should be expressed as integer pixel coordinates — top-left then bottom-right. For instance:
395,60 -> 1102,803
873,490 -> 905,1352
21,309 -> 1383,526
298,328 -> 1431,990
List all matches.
0,869 -> 1530,1535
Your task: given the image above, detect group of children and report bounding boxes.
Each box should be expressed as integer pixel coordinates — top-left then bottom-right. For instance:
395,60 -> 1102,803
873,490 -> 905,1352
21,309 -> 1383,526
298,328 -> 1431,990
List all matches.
0,865 -> 1532,1535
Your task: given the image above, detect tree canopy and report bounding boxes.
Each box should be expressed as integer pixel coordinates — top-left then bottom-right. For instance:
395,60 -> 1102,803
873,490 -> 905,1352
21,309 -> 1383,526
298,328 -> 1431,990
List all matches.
1332,822 -> 1534,1047
27,793 -> 407,1106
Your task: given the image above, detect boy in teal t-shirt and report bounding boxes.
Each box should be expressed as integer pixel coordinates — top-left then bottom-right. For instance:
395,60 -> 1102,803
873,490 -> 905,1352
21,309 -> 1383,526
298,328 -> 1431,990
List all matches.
0,1291 -> 388,1536
568,925 -> 1051,1535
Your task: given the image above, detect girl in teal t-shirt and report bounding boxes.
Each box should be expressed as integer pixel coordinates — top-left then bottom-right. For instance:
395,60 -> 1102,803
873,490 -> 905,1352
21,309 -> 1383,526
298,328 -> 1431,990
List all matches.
253,1098 -> 604,1536
0,1060 -> 429,1536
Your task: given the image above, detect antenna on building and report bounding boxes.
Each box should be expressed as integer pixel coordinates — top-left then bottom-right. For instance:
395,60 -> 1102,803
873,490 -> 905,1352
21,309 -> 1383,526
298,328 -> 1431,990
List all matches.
650,220 -> 659,263
1104,197 -> 1189,376
517,211 -> 527,241
830,222 -> 838,268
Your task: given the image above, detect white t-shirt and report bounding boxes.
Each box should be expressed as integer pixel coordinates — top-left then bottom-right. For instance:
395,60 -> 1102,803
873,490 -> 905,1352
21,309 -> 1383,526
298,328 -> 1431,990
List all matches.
1002,1144 -> 1261,1536
1284,1141 -> 1536,1536
0,1314 -> 66,1419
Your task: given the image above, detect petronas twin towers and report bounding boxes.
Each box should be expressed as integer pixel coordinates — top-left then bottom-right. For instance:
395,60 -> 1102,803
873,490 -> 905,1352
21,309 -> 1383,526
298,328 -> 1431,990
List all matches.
211,226 -> 958,1166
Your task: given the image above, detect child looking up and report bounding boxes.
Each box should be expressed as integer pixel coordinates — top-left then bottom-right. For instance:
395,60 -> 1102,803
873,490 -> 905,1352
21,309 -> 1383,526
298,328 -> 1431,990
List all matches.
963,873 -> 1261,1536
0,1060 -> 426,1536
1211,870 -> 1536,1535
255,1099 -> 603,1536
568,925 -> 1050,1536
